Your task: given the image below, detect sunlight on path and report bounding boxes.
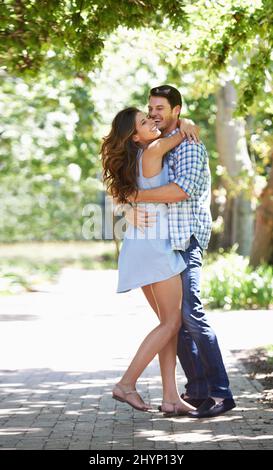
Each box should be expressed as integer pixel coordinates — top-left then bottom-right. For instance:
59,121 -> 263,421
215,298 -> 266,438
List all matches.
0,269 -> 272,373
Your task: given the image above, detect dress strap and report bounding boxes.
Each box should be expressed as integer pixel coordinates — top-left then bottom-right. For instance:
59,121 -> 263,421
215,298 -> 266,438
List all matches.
137,148 -> 144,181
137,148 -> 144,161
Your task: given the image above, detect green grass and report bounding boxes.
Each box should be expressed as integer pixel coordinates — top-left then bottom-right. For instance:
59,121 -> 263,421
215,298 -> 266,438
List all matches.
0,243 -> 272,310
0,241 -> 117,295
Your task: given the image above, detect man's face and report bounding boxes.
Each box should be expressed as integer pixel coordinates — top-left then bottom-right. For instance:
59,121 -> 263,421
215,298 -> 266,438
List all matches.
148,96 -> 180,132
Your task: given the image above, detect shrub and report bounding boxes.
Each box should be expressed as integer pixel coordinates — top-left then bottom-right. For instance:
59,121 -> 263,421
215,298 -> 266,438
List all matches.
202,250 -> 273,310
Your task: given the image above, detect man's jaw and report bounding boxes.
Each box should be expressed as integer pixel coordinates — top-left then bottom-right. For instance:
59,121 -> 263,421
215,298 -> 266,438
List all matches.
154,119 -> 165,131
153,118 -> 176,132
159,119 -> 179,135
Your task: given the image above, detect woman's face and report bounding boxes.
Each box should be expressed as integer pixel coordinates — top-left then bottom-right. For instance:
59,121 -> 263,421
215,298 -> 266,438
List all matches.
133,111 -> 161,145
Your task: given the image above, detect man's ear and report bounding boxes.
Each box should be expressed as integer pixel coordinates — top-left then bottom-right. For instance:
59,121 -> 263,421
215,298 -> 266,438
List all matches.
173,105 -> 181,117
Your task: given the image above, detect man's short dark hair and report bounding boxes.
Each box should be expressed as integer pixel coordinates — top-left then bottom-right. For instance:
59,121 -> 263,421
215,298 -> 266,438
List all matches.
149,85 -> 182,109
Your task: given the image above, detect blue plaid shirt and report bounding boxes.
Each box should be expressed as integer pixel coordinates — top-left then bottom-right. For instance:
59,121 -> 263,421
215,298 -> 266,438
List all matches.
167,130 -> 212,251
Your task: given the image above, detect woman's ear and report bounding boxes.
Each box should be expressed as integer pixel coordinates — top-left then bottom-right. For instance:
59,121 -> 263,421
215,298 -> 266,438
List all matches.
132,133 -> 139,143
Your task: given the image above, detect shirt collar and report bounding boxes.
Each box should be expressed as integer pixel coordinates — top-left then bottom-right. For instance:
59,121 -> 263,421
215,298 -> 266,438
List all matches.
164,128 -> 179,138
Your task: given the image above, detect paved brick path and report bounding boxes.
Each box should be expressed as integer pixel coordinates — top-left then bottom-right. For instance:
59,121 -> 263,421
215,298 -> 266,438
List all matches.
0,269 -> 272,450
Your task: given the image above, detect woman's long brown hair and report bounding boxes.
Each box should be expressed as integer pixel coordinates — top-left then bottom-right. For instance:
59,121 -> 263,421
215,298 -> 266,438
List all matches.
101,107 -> 140,203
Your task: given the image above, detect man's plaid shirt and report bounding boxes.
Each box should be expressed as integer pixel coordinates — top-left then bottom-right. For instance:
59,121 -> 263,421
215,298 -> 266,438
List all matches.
167,130 -> 212,251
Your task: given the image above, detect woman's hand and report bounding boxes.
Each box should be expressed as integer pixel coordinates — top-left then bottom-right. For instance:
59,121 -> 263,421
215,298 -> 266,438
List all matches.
179,118 -> 200,144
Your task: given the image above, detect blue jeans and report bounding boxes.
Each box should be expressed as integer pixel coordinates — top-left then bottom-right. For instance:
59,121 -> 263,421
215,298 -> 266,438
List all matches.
177,236 -> 232,399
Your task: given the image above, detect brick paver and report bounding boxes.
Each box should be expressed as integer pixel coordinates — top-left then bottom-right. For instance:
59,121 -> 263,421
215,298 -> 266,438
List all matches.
0,269 -> 272,450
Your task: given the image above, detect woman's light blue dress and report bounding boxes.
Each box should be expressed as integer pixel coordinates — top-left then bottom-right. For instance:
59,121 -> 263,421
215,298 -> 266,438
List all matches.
117,150 -> 186,293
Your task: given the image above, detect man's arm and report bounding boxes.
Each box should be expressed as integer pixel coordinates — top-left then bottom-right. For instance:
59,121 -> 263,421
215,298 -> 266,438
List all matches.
132,142 -> 205,204
134,182 -> 189,203
173,142 -> 205,197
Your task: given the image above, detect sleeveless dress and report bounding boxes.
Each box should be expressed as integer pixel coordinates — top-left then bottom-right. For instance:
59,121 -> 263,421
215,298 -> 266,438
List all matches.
117,149 -> 186,293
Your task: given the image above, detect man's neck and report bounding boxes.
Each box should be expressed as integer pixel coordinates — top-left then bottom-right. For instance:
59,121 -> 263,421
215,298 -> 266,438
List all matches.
162,121 -> 178,136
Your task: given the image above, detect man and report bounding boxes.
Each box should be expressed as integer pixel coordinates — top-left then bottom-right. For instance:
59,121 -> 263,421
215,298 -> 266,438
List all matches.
128,85 -> 235,418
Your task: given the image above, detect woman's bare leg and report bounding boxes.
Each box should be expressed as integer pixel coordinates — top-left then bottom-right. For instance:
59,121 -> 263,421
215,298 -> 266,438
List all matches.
119,275 -> 182,388
116,274 -> 195,413
141,285 -> 180,404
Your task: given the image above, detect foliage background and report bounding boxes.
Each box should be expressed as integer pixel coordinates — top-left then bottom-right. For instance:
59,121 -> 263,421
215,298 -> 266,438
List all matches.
1,1 -> 273,307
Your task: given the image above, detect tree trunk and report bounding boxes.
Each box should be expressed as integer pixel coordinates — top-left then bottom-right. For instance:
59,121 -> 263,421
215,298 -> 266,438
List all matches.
250,158 -> 273,267
216,81 -> 254,255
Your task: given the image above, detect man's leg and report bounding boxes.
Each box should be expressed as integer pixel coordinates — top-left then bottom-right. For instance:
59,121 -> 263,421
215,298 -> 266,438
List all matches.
177,239 -> 208,400
178,326 -> 208,399
177,236 -> 232,399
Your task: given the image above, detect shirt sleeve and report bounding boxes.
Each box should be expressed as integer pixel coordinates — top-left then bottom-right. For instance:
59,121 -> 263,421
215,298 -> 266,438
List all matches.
173,143 -> 205,197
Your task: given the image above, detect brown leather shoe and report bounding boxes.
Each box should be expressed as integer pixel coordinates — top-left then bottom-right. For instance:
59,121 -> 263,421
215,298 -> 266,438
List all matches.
180,393 -> 207,408
188,397 -> 236,418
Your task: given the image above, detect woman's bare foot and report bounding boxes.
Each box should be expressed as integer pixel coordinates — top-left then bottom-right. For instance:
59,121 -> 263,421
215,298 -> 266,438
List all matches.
161,398 -> 196,416
112,383 -> 150,411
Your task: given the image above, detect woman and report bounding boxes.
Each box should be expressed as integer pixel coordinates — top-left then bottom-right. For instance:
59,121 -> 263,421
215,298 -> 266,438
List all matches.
101,107 -> 196,416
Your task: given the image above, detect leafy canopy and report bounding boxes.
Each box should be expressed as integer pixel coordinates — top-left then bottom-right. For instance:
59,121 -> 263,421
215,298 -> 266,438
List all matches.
1,1 -> 273,111
1,0 -> 188,75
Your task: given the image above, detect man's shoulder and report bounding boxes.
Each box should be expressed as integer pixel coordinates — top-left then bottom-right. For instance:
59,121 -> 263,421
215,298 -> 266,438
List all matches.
179,140 -> 207,151
171,140 -> 208,157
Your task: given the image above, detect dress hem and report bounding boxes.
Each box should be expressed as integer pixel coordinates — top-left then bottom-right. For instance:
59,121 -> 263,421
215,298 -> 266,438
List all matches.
117,269 -> 184,294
